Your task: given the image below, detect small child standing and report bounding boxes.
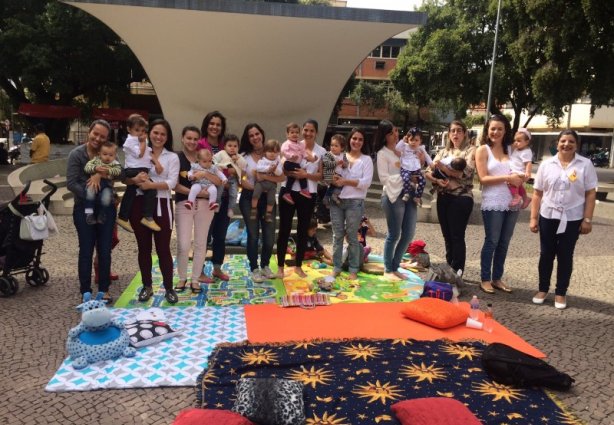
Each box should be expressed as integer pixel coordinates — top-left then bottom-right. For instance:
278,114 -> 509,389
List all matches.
357,215 -> 376,263
430,157 -> 468,194
213,134 -> 247,218
396,127 -> 433,205
117,114 -> 160,232
281,122 -> 316,204
509,128 -> 533,209
186,149 -> 227,211
287,219 -> 332,266
84,141 -> 121,225
251,139 -> 283,222
322,134 -> 348,206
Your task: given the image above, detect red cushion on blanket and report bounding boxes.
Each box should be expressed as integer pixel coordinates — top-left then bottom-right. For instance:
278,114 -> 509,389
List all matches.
173,408 -> 255,425
391,398 -> 481,425
401,297 -> 468,329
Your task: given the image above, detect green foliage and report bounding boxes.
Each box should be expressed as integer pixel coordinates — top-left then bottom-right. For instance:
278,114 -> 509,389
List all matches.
391,0 -> 614,131
0,1 -> 146,110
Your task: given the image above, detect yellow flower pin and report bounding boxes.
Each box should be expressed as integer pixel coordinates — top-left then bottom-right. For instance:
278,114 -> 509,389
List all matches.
568,169 -> 577,182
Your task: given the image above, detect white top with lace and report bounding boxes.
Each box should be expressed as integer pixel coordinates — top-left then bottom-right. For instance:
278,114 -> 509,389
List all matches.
481,145 -> 514,211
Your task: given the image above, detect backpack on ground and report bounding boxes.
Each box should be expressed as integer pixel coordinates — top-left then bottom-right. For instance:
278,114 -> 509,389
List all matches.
482,343 -> 574,391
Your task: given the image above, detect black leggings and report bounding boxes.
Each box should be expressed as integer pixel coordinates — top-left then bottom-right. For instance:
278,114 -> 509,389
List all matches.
276,187 -> 315,268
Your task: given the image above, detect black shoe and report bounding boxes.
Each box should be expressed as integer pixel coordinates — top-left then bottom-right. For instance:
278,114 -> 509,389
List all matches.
175,280 -> 188,292
165,289 -> 178,304
138,286 -> 154,302
86,214 -> 97,225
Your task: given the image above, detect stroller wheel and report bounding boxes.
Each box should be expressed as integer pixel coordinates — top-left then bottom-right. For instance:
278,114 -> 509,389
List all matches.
26,268 -> 48,287
0,276 -> 18,297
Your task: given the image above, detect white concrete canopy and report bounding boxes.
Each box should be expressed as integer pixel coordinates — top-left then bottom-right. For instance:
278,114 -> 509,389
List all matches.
63,0 -> 425,145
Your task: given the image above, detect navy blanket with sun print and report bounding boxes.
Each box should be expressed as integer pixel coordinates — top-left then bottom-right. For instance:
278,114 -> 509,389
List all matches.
197,339 -> 582,424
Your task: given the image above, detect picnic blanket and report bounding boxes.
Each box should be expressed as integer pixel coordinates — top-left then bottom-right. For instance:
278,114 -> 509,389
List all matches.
46,307 -> 246,392
197,338 -> 582,424
115,255 -> 424,308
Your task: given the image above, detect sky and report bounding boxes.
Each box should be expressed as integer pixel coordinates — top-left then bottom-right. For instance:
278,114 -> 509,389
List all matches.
346,0 -> 423,11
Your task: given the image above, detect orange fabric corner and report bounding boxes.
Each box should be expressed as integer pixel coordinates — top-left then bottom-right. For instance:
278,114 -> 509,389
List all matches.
244,302 -> 545,358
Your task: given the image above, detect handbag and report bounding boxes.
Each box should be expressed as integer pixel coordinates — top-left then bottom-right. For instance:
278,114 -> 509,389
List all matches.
40,204 -> 58,237
280,293 -> 331,309
421,280 -> 454,301
20,211 -> 49,241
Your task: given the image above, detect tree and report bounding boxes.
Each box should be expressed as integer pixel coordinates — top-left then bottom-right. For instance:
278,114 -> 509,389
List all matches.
391,0 -> 614,131
0,1 -> 147,141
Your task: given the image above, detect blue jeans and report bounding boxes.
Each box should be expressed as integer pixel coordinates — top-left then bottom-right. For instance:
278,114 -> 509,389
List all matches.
480,209 -> 520,281
239,190 -> 276,272
381,194 -> 417,273
330,199 -> 364,274
73,201 -> 116,295
538,217 -> 581,296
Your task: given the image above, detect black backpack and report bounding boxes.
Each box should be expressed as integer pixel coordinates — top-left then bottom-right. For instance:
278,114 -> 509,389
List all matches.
482,343 -> 574,391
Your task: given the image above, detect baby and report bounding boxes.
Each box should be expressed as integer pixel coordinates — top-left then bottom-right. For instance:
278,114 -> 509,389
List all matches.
280,122 -> 317,204
213,134 -> 247,218
117,114 -> 159,232
322,134 -> 348,206
252,139 -> 283,222
430,157 -> 467,193
83,141 -> 121,225
186,149 -> 227,211
396,127 -> 433,205
509,128 -> 533,209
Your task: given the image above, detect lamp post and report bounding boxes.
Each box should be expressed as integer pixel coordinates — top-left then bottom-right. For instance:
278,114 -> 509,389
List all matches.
485,0 -> 503,118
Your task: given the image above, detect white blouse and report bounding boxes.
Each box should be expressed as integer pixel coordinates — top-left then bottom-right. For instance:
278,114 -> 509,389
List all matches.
140,148 -> 179,223
284,142 -> 326,194
376,146 -> 404,203
340,154 -> 373,199
534,154 -> 597,231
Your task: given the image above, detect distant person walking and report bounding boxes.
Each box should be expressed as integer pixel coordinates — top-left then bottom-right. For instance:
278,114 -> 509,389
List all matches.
30,123 -> 50,163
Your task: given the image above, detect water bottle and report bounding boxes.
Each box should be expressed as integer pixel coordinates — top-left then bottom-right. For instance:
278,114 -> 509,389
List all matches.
470,295 -> 480,320
483,303 -> 494,333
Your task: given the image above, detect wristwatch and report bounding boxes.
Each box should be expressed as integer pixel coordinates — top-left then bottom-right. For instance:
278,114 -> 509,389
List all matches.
583,218 -> 592,224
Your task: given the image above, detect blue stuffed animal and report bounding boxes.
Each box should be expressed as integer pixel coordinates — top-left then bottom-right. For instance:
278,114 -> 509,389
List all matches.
66,300 -> 136,369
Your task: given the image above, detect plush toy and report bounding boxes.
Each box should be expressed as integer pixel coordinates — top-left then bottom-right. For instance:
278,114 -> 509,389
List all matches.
66,300 -> 136,369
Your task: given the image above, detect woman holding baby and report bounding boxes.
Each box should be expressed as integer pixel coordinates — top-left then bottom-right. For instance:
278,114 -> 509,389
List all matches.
426,120 -> 476,275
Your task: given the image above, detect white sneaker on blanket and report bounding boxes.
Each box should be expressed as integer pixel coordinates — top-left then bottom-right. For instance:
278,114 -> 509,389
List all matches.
251,268 -> 264,283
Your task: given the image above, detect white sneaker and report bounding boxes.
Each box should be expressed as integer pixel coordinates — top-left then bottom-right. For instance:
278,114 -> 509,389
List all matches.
262,266 -> 276,279
251,268 -> 264,283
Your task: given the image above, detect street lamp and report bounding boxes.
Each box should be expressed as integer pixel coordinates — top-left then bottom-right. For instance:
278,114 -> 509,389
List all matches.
485,0 -> 503,118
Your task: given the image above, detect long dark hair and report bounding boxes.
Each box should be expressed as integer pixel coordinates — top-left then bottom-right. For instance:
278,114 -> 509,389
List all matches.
374,119 -> 394,152
239,123 -> 265,154
148,118 -> 174,151
480,114 -> 513,154
200,110 -> 226,141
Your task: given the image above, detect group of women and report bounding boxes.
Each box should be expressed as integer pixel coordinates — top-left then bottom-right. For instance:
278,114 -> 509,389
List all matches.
67,113 -> 597,310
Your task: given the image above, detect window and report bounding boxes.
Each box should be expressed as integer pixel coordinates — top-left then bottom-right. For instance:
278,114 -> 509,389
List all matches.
391,46 -> 400,58
370,46 -> 381,57
375,61 -> 386,70
382,46 -> 391,58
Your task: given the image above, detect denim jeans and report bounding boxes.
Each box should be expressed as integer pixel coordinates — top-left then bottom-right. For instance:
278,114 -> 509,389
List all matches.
239,190 -> 276,272
436,193 -> 474,272
381,194 -> 417,273
538,217 -> 581,296
480,209 -> 520,281
330,198 -> 364,274
73,201 -> 116,295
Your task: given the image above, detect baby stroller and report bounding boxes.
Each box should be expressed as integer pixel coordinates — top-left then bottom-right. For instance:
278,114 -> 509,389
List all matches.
0,179 -> 57,297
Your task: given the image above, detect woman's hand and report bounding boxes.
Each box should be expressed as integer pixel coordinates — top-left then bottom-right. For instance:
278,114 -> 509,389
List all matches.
138,179 -> 154,191
95,166 -> 110,178
579,221 -> 592,235
86,173 -> 102,192
332,174 -> 344,187
435,178 -> 449,188
291,168 -> 309,180
529,218 -> 539,233
507,174 -> 523,187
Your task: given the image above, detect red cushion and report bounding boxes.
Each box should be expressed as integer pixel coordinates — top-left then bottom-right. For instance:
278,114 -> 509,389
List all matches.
173,408 -> 255,425
391,398 -> 481,425
401,298 -> 468,329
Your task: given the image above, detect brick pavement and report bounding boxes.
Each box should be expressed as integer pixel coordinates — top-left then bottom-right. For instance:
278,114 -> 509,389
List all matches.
0,165 -> 613,424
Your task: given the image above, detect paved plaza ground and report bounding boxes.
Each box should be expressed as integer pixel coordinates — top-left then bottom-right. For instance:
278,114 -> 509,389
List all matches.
0,162 -> 613,424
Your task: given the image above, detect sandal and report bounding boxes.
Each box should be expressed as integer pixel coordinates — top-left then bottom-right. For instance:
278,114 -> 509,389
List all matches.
212,269 -> 230,281
138,286 -> 154,302
165,288 -> 178,304
479,281 -> 495,294
102,293 -> 114,304
492,281 -> 512,293
175,281 -> 188,292
190,282 -> 202,294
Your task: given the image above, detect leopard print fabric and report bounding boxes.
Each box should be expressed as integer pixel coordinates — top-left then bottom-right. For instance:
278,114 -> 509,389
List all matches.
232,378 -> 305,425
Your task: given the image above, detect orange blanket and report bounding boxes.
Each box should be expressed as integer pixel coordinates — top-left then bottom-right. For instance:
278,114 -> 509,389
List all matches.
244,301 -> 545,358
